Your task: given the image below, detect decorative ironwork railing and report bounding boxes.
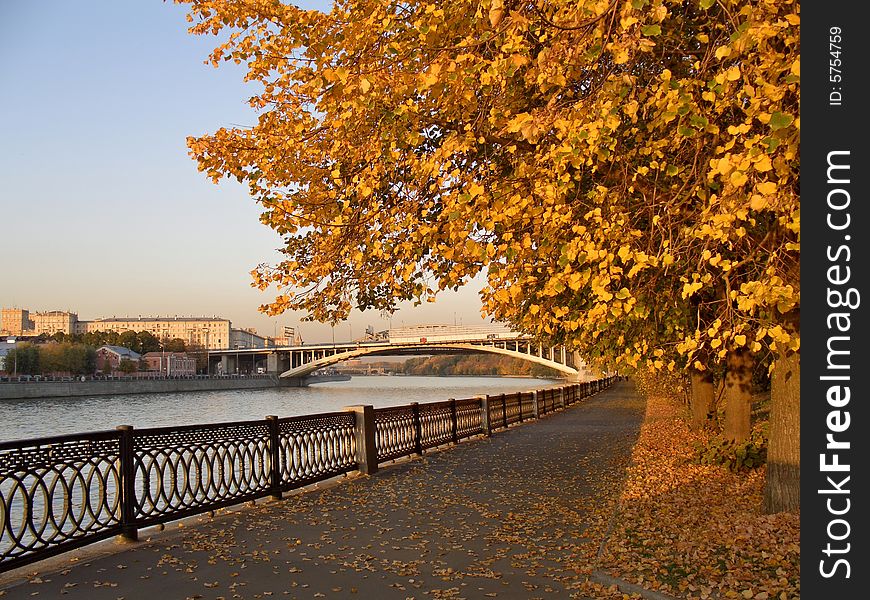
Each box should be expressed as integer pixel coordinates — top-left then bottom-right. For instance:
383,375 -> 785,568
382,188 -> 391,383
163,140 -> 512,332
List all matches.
131,420 -> 273,527
419,400 -> 454,450
374,405 -> 417,463
0,431 -> 123,571
520,391 -> 536,419
539,388 -> 557,415
455,398 -> 484,439
505,393 -> 522,426
275,412 -> 357,491
1,377 -> 616,572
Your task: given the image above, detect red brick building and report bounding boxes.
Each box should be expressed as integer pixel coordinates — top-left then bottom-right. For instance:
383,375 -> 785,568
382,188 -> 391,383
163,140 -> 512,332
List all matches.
142,352 -> 196,377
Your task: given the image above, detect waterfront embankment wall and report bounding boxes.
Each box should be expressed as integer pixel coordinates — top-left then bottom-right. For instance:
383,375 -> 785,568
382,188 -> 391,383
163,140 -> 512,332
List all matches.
0,376 -> 281,400
0,374 -> 353,399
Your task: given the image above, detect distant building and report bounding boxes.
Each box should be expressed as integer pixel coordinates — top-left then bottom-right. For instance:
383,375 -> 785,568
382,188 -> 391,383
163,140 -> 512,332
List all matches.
387,323 -> 517,344
229,327 -> 269,349
82,317 -> 231,350
272,331 -> 303,346
142,352 -> 197,377
1,308 -> 33,336
1,307 -> 265,351
31,311 -> 78,336
96,345 -> 142,373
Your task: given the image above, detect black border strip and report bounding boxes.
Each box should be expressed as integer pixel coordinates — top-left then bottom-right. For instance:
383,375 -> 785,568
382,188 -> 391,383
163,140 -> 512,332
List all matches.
802,1 -> 868,595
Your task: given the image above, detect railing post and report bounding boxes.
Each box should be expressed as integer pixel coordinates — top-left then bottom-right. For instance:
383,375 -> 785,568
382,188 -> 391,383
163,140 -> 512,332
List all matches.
449,398 -> 458,444
518,394 -> 524,423
411,402 -> 423,455
344,405 -> 377,475
480,395 -> 491,436
266,415 -> 282,500
531,390 -> 539,419
558,387 -> 565,411
116,425 -> 138,542
501,393 -> 507,429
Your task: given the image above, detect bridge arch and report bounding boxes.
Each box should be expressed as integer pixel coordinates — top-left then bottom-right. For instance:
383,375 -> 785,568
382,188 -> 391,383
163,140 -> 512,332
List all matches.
278,343 -> 582,380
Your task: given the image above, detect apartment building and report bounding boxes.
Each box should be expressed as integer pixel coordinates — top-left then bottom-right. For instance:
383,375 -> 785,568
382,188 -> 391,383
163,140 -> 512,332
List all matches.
2,307 -> 274,351
0,308 -> 32,336
31,311 -> 78,336
82,317 -> 231,350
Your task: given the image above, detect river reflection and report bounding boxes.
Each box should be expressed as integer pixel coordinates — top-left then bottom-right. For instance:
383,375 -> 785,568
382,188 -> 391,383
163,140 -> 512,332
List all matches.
0,375 -> 562,442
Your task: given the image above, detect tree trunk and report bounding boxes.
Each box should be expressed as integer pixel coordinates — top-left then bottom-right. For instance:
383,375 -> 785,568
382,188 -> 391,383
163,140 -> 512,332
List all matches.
723,349 -> 753,441
689,368 -> 715,430
764,345 -> 800,513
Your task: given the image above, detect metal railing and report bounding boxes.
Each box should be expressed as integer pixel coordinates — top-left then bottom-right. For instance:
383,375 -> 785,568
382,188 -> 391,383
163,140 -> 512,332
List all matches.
0,377 -> 615,572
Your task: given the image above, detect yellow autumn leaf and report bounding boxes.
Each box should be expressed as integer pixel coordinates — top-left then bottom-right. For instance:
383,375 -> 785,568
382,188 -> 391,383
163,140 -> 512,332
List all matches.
757,181 -> 777,195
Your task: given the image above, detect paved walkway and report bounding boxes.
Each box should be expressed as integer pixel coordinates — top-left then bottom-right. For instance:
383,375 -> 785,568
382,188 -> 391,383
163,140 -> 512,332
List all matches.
1,382 -> 645,600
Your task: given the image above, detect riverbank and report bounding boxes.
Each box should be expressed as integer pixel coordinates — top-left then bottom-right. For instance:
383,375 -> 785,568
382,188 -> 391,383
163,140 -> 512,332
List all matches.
0,381 -> 640,598
0,374 -> 351,400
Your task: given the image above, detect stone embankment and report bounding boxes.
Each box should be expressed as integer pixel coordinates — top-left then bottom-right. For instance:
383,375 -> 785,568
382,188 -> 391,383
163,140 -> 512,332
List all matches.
0,374 -> 349,399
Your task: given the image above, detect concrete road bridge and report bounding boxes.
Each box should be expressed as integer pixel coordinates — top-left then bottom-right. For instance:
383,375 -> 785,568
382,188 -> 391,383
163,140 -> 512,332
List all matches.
207,332 -> 594,384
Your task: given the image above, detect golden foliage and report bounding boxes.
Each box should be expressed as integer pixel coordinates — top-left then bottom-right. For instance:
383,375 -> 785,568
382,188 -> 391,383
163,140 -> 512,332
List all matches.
177,0 -> 799,372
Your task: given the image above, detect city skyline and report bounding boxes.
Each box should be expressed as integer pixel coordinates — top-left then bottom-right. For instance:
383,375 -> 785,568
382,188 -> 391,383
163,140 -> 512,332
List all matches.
0,303 -> 490,344
0,0 -> 491,344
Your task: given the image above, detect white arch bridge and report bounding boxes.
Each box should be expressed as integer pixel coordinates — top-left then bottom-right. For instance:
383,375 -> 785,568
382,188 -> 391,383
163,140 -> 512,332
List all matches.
207,335 -> 595,384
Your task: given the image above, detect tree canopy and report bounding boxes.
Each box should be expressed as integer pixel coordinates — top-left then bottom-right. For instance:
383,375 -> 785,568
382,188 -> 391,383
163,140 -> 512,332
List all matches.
179,0 -> 798,374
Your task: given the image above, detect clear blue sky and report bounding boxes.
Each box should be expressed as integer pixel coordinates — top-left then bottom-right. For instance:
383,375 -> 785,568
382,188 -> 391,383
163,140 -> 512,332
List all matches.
0,0 -> 488,343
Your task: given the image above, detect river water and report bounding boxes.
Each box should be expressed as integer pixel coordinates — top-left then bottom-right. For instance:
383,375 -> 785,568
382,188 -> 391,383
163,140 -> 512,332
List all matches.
0,375 -> 562,442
